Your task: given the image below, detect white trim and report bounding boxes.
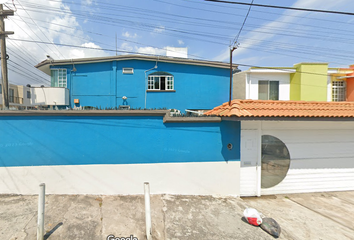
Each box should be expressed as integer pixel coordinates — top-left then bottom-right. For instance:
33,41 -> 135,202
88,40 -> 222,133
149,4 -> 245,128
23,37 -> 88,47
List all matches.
123,68 -> 134,74
256,122 -> 262,197
249,69 -> 296,73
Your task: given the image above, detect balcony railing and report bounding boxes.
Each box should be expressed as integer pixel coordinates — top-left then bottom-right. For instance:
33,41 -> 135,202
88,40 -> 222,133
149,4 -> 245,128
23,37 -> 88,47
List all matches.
9,96 -> 23,104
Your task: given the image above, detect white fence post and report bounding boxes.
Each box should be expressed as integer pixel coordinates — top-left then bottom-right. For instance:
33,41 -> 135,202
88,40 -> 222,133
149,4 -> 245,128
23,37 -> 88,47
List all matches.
37,183 -> 45,240
144,182 -> 153,240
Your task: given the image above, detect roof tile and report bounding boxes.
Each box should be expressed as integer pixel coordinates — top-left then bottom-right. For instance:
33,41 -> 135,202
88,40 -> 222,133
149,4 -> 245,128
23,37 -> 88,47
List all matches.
204,100 -> 354,118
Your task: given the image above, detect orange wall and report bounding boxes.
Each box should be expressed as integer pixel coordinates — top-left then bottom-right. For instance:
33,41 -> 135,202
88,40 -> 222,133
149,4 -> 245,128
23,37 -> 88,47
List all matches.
347,79 -> 354,101
346,65 -> 354,101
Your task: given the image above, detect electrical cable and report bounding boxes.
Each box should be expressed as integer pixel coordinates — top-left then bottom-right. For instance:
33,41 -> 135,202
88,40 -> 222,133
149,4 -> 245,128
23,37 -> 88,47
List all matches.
204,0 -> 354,16
232,0 -> 254,46
16,0 -> 65,59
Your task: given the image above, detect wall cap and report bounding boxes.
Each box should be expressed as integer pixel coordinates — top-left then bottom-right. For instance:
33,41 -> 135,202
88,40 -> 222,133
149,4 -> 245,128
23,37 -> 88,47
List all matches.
0,110 -> 222,123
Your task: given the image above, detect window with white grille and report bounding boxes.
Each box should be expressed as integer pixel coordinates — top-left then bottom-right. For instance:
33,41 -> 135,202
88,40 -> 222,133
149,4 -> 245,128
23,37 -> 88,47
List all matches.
148,72 -> 174,91
332,80 -> 346,101
51,69 -> 67,87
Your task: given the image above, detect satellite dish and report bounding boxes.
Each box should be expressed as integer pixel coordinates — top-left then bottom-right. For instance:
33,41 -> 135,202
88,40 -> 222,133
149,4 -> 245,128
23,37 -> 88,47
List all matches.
0,0 -> 8,4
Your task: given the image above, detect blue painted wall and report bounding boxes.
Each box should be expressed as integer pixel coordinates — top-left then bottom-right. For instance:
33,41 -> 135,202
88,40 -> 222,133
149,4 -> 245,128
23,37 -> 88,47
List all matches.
52,59 -> 229,111
0,116 -> 240,167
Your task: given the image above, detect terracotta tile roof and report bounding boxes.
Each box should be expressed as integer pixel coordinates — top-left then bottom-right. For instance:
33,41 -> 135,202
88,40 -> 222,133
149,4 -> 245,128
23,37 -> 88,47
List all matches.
204,100 -> 354,118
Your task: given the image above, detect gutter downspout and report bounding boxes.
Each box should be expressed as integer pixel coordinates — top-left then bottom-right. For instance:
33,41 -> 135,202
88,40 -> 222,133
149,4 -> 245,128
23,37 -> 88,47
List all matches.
144,58 -> 158,108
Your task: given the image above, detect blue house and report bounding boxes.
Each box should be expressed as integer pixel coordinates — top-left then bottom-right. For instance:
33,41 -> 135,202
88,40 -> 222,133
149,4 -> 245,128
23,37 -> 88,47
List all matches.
36,55 -> 235,112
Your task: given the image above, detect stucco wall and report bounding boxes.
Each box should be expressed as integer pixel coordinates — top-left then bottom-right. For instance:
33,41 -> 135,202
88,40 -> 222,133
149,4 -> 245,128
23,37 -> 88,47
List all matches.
291,63 -> 328,101
31,87 -> 69,106
0,114 -> 240,195
232,71 -> 246,99
241,121 -> 354,196
247,72 -> 290,100
56,60 -> 229,111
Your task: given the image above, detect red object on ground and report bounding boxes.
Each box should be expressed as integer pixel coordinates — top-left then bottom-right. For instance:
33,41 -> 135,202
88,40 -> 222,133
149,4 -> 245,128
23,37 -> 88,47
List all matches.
247,217 -> 262,226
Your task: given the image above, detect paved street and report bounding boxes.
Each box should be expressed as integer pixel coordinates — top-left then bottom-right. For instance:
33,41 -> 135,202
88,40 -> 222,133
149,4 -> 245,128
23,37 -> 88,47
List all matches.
1,191 -> 354,240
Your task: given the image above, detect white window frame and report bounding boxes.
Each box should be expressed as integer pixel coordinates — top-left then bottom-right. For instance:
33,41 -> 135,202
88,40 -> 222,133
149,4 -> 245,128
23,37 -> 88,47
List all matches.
51,69 -> 67,87
258,80 -> 279,100
148,75 -> 174,90
123,68 -> 134,74
332,80 -> 346,101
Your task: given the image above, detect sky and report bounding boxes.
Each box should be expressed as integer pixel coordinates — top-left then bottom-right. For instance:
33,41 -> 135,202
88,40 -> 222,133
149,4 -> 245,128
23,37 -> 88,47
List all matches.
2,0 -> 354,86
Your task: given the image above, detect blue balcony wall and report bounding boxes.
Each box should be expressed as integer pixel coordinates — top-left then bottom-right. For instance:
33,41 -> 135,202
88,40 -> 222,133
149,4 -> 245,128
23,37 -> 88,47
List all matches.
52,59 -> 229,111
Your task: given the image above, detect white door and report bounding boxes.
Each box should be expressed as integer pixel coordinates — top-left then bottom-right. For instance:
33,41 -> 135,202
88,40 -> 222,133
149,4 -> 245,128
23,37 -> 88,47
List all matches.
240,130 -> 260,196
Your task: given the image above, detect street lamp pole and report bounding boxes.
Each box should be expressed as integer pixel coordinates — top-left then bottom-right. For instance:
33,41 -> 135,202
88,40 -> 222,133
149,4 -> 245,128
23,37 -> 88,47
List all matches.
229,46 -> 237,106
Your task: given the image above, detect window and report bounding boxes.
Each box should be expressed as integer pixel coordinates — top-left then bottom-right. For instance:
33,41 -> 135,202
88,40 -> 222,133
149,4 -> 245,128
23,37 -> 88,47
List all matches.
261,135 -> 290,188
258,80 -> 279,100
51,69 -> 67,87
148,72 -> 174,90
332,80 -> 346,101
27,91 -> 31,99
9,88 -> 14,103
123,68 -> 134,74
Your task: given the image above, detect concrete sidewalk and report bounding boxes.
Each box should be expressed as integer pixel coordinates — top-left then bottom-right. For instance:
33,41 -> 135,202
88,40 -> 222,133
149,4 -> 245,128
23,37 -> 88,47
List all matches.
1,192 -> 354,240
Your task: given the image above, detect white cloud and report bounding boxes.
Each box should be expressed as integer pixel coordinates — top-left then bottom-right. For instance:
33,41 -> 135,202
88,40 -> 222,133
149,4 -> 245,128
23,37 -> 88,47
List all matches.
120,42 -> 134,52
64,42 -> 106,59
83,0 -> 93,5
178,40 -> 184,45
153,26 -> 165,33
5,0 -> 108,85
122,31 -> 138,38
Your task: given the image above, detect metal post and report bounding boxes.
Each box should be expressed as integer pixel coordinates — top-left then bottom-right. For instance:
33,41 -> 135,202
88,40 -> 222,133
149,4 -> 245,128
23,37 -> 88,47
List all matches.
37,183 -> 45,240
229,46 -> 237,106
0,4 -> 14,110
144,182 -> 152,240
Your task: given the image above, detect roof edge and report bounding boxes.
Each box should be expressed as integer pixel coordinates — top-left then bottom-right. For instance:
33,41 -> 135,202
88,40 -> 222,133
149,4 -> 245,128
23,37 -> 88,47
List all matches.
35,55 -> 236,75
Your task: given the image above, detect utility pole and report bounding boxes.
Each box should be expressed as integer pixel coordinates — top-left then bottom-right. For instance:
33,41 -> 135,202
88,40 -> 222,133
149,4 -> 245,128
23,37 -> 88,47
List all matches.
0,4 -> 14,110
229,46 -> 237,106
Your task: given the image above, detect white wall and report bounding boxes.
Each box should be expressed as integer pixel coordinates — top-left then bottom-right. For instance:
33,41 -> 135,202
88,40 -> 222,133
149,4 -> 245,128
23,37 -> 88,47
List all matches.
22,86 -> 32,107
327,75 -> 332,101
0,161 -> 240,196
166,47 -> 188,58
241,121 -> 354,195
31,87 -> 69,106
246,72 -> 291,100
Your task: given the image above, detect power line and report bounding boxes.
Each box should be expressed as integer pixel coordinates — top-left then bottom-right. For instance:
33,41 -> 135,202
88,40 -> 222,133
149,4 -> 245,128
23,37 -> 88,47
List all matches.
16,1 -> 354,47
10,1 -> 354,73
10,37 -> 350,77
8,60 -> 50,83
16,0 -> 65,59
8,38 -> 160,56
152,0 -> 354,46
8,64 -> 48,84
204,0 -> 354,16
7,40 -> 39,64
9,19 -> 60,59
158,0 -> 354,27
232,0 -> 254,46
